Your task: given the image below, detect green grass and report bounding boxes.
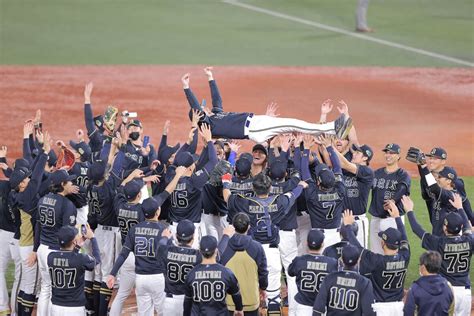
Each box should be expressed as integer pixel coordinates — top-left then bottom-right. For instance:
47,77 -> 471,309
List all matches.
0,0 -> 472,66
5,177 -> 474,293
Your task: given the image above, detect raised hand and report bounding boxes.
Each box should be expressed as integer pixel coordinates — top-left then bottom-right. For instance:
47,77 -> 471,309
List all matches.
0,163 -> 8,171
279,134 -> 292,152
223,225 -> 235,237
150,160 -> 161,171
342,209 -> 355,226
0,146 -> 7,158
143,175 -> 160,183
204,66 -> 214,81
43,132 -> 51,153
161,228 -> 173,238
298,180 -> 309,189
181,73 -> 190,89
303,134 -> 315,149
199,124 -> 212,143
84,82 -> 93,104
449,193 -> 463,210
265,102 -> 279,117
175,166 -> 187,176
317,134 -> 332,147
24,122 -> 34,138
140,145 -> 151,157
321,99 -> 333,115
228,141 -> 241,153
34,109 -> 41,125
191,109 -> 204,128
337,100 -> 350,116
401,195 -> 414,212
163,120 -> 171,135
76,129 -> 85,142
385,200 -> 400,218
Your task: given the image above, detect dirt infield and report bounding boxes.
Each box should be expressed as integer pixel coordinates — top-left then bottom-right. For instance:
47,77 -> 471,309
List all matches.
1,65 -> 472,176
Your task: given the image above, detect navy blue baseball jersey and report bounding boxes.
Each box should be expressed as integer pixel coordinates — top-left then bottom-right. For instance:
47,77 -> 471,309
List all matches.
313,270 -> 375,316
201,183 -> 227,216
121,141 -> 156,171
229,176 -> 254,198
270,174 -> 300,231
114,191 -> 145,244
369,167 -> 410,218
184,263 -> 242,316
67,162 -> 89,209
288,254 -> 338,306
84,103 -> 104,156
47,248 -> 97,307
323,240 -> 350,261
227,185 -> 302,245
159,242 -> 202,295
37,193 -> 77,249
342,165 -> 374,216
90,172 -> 122,227
0,180 -> 15,233
110,220 -> 167,276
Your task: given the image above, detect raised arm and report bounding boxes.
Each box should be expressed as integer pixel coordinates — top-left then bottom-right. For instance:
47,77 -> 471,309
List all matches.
341,210 -> 363,249
204,67 -> 224,113
191,125 -> 218,188
182,73 -> 203,112
402,195 -> 426,239
23,122 -> 34,164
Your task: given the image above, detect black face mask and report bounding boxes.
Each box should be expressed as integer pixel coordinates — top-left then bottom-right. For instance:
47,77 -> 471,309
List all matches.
129,132 -> 140,141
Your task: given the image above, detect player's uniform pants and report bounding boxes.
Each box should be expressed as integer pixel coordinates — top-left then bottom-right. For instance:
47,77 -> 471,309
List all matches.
296,212 -> 311,256
95,225 -> 121,282
356,0 -> 370,29
452,286 -> 471,316
278,230 -> 298,316
317,228 -> 341,253
200,213 -> 228,241
76,205 -> 89,226
135,273 -> 165,316
109,253 -> 135,316
354,214 -> 369,248
51,304 -> 86,316
19,244 -> 39,312
294,302 -> 313,315
0,230 -> 21,315
169,222 -> 201,249
261,244 -> 282,313
245,115 -> 336,144
37,244 -> 55,316
162,293 -> 185,316
370,216 -> 405,255
372,301 -> 403,316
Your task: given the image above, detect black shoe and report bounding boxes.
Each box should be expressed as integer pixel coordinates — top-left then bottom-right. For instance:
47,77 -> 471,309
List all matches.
334,114 -> 353,139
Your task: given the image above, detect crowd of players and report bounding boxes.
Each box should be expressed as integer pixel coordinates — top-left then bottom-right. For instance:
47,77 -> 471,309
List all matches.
0,67 -> 472,316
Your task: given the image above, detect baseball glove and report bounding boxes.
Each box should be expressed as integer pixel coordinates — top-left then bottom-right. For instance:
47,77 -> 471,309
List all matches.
56,145 -> 76,170
406,147 -> 426,165
209,160 -> 233,186
103,105 -> 119,134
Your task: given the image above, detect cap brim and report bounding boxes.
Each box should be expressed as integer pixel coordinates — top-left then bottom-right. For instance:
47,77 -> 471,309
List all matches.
67,174 -> 77,181
382,149 -> 399,154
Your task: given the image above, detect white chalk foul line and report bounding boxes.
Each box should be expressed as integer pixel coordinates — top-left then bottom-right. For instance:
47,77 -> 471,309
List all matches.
222,0 -> 474,67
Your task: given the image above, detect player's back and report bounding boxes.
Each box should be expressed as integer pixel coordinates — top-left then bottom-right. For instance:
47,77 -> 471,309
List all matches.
169,176 -> 202,223
229,176 -> 254,198
114,192 -> 144,244
313,270 -> 374,316
305,181 -> 345,229
342,165 -> 373,215
161,244 -> 202,295
47,250 -> 95,307
201,182 -> 227,216
323,240 -> 350,261
185,262 -> 240,315
288,254 -> 338,306
68,162 -> 89,208
208,111 -> 250,140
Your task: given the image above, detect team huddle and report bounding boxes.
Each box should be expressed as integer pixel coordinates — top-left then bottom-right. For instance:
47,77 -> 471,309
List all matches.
0,67 -> 472,316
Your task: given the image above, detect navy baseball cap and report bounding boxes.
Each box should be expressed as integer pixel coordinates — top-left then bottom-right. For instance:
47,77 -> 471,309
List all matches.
57,226 -> 79,247
240,152 -> 254,162
426,147 -> 447,160
124,179 -> 143,200
87,161 -> 107,182
128,119 -> 142,128
200,235 -> 218,255
269,159 -> 287,181
177,219 -> 196,239
10,167 -> 31,189
382,143 -> 401,154
252,144 -> 267,156
69,141 -> 92,161
50,170 -> 76,186
158,144 -> 180,164
438,167 -> 457,181
94,115 -> 104,130
141,197 -> 163,218
307,229 -> 325,249
342,245 -> 360,266
318,168 -> 336,189
174,152 -> 196,168
235,157 -> 252,177
352,144 -> 374,162
444,212 -> 463,234
13,158 -> 30,170
214,140 -> 225,150
378,227 -> 402,247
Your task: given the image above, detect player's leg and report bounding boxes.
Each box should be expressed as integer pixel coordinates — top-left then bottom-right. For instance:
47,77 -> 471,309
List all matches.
296,212 -> 311,256
9,238 -> 21,316
0,230 -> 13,315
262,245 -> 282,315
97,226 -> 119,316
452,286 -> 471,316
19,245 -> 38,316
163,294 -> 185,316
36,244 -> 54,316
150,274 -> 165,315
51,304 -> 86,316
356,0 -> 370,30
218,215 -> 229,241
135,274 -> 154,316
81,238 -> 95,314
294,303 -> 313,315
76,205 -> 89,226
109,253 -> 135,316
278,230 -> 298,316
320,229 -> 341,252
354,214 -> 369,248
191,223 -> 201,249
369,216 -> 384,254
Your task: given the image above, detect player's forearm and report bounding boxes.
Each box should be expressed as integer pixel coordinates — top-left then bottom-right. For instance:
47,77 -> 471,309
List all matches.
456,208 -> 472,233
395,217 -> 407,241
420,165 -> 441,196
184,88 -> 202,112
90,237 -> 101,265
109,248 -> 130,276
406,212 -> 426,239
217,235 -> 229,255
392,183 -> 409,203
209,80 -> 223,113
342,224 -> 363,249
202,141 -> 218,173
84,103 -> 96,134
30,152 -> 47,192
461,199 -> 474,226
227,151 -> 237,166
33,221 -> 41,252
231,293 -> 243,312
222,188 -> 231,203
300,149 -> 311,181
183,297 -> 193,316
326,146 -> 342,174
187,131 -> 198,154
22,138 -> 33,164
165,175 -> 181,194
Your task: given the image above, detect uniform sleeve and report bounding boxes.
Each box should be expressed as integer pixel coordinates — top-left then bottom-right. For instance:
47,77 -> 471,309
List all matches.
341,224 -> 363,250
359,249 -> 379,274
288,258 -> 298,277
421,232 -> 440,251
403,286 -> 417,316
257,245 -> 269,290
82,253 -> 97,271
62,201 -> 77,227
89,237 -> 101,265
300,149 -> 312,181
407,211 -> 427,240
209,80 -> 223,113
312,277 -> 329,315
191,141 -> 218,189
110,231 -> 133,276
361,279 -> 376,316
356,165 -> 374,184
183,278 -> 194,316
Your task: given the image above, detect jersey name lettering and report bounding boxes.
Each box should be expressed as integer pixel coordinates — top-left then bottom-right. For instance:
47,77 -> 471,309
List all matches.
307,261 -> 328,271
195,270 -> 222,279
318,193 -> 341,202
444,242 -> 469,252
167,252 -> 197,263
386,261 -> 406,270
53,258 -> 70,267
336,277 -> 356,287
42,197 -> 57,206
135,227 -> 160,236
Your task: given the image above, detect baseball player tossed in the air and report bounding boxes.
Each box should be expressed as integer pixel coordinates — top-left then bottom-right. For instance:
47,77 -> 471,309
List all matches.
313,244 -> 375,316
222,172 -> 307,315
368,143 -> 411,255
184,235 -> 244,316
403,251 -> 455,316
332,142 -> 374,248
342,204 -> 410,316
47,224 -> 100,316
288,229 -> 338,315
35,170 -> 79,316
301,134 -> 346,250
404,194 -> 473,316
181,68 -> 353,143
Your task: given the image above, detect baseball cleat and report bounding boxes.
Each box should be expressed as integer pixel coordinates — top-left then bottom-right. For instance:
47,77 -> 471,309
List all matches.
334,114 -> 353,139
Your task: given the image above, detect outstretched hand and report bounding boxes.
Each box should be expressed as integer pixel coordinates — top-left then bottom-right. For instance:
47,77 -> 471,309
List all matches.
449,193 -> 463,210
265,102 -> 279,117
342,209 -> 355,226
321,99 -> 333,115
84,82 -> 93,104
199,124 -> 212,142
204,66 -> 214,81
401,195 -> 414,213
181,73 -> 190,89
337,100 -> 349,116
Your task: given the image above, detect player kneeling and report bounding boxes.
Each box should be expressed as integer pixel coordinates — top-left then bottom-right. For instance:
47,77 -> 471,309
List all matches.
48,224 -> 100,316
